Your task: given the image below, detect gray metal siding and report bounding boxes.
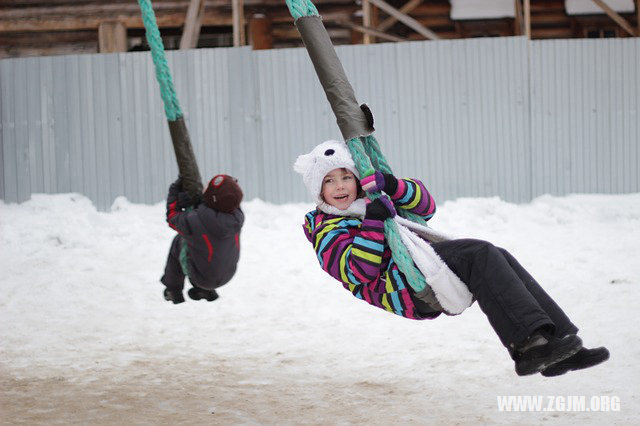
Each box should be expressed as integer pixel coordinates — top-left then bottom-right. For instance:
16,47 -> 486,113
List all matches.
530,38 -> 640,198
1,37 -> 638,211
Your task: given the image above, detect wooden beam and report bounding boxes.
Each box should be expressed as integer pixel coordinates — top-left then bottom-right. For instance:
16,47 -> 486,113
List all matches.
98,21 -> 127,53
514,0 -> 523,35
180,0 -> 205,49
637,0 -> 640,35
367,0 -> 439,40
332,20 -> 405,42
524,0 -> 531,39
363,0 -> 373,44
232,0 -> 245,46
0,12 -> 232,32
249,14 -> 273,49
592,0 -> 639,36
377,0 -> 423,32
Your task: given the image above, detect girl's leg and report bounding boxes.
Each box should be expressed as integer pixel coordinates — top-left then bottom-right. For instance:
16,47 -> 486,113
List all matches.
160,235 -> 186,291
431,239 -> 561,349
496,247 -> 578,338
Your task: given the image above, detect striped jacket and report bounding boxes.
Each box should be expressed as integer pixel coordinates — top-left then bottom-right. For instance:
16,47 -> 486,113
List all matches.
303,178 -> 438,319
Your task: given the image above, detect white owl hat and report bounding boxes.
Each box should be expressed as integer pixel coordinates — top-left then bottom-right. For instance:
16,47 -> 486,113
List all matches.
293,140 -> 365,216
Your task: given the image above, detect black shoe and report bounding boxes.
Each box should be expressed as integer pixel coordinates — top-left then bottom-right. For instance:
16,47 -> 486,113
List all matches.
541,346 -> 609,377
514,331 -> 583,376
188,287 -> 219,302
164,288 -> 185,304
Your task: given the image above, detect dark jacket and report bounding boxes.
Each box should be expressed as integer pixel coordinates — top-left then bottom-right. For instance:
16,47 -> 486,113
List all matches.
167,198 -> 244,289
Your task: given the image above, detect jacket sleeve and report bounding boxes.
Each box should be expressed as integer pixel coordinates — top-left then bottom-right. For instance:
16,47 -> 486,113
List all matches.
387,178 -> 436,220
167,205 -> 194,236
308,216 -> 386,286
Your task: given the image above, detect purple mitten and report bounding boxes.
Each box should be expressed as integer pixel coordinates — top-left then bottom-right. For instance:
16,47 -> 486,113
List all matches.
360,171 -> 385,193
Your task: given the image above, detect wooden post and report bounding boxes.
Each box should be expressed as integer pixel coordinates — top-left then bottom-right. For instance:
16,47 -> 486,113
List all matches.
363,0 -> 373,44
524,0 -> 531,39
179,0 -> 205,49
249,14 -> 272,50
98,21 -> 127,53
637,0 -> 640,35
514,0 -> 523,35
232,0 -> 245,47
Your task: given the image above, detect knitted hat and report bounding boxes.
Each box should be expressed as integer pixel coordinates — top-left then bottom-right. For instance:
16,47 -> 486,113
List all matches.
293,140 -> 360,206
202,174 -> 243,213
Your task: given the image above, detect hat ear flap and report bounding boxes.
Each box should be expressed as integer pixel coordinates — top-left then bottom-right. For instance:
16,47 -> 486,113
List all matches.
293,153 -> 315,174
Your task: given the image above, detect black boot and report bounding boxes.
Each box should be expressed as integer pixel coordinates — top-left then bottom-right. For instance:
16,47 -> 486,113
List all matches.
541,346 -> 610,377
164,288 -> 185,304
514,330 -> 582,376
188,287 -> 219,302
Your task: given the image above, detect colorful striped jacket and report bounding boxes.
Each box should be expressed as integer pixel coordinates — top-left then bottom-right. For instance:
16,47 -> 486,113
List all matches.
303,178 -> 439,319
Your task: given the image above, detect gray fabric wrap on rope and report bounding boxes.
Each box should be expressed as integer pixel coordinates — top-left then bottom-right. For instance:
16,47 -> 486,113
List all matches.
168,118 -> 203,201
296,16 -> 374,140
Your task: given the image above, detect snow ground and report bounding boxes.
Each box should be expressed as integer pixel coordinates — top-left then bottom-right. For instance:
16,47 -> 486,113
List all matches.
1,193 -> 639,425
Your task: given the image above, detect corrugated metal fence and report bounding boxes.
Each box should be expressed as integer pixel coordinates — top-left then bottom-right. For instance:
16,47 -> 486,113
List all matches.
1,36 -> 638,210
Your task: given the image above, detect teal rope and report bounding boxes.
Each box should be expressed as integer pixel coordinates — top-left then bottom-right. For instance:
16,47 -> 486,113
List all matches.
347,137 -> 428,293
285,0 -> 319,20
289,0 -> 430,293
362,135 -> 429,227
138,0 -> 183,121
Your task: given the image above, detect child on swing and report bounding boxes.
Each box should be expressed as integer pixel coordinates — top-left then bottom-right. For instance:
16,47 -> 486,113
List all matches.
294,139 -> 608,377
161,174 -> 244,304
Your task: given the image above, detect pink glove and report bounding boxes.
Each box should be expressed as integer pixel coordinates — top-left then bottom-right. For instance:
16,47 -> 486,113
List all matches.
360,171 -> 385,193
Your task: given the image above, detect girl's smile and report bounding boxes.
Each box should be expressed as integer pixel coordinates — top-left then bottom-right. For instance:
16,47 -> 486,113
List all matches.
321,168 -> 358,210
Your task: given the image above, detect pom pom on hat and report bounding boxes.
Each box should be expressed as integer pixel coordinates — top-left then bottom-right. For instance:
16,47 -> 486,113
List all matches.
203,174 -> 243,213
293,140 -> 359,206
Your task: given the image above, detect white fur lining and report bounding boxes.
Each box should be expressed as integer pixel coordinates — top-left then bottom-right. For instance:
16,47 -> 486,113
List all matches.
317,198 -> 367,218
394,219 -> 473,314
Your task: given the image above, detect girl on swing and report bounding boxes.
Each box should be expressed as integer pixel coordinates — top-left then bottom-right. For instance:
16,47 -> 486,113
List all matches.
294,139 -> 608,377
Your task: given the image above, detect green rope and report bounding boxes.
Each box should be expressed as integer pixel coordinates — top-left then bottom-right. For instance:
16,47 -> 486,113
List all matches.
285,0 -> 319,20
138,0 -> 183,121
347,136 -> 428,293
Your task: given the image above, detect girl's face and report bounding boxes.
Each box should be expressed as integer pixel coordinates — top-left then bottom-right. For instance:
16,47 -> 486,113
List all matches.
321,168 -> 358,210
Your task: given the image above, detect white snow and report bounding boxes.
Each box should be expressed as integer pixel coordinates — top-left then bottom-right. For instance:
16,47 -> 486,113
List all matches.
450,0 -> 515,20
566,0 -> 635,15
1,192 -> 639,424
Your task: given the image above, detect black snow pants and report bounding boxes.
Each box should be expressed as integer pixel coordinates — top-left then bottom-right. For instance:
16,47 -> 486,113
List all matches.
429,239 -> 578,355
161,235 -> 186,291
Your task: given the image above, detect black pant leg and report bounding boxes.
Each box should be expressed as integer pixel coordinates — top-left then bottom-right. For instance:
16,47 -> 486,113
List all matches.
497,247 -> 578,338
431,239 -> 554,349
160,235 -> 185,291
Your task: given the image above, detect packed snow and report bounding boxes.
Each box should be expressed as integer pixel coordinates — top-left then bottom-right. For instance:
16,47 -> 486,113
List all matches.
1,192 -> 639,424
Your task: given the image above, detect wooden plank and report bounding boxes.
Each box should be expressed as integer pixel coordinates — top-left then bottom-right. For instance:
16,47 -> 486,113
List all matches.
98,21 -> 127,53
332,19 -> 405,42
232,0 -> 246,46
0,11 -> 231,32
377,0 -> 423,32
179,0 -> 205,49
363,0 -> 373,44
367,0 -> 439,40
592,0 -> 639,36
524,0 -> 531,39
514,0 -> 523,35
